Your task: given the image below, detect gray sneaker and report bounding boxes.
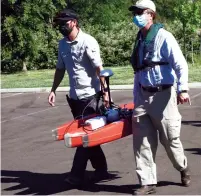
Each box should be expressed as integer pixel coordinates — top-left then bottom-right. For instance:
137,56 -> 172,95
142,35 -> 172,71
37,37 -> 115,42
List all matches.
133,185 -> 156,195
181,167 -> 191,187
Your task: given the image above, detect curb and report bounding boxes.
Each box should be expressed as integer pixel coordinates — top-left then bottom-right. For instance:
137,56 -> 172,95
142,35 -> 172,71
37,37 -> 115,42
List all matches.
1,83 -> 201,93
0,85 -> 133,93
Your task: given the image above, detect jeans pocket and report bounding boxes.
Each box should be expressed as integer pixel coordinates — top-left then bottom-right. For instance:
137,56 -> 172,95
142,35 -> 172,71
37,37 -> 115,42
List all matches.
166,118 -> 181,140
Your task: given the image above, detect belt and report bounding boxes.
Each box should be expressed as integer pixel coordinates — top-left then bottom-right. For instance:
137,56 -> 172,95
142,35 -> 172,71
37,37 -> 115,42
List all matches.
139,84 -> 172,92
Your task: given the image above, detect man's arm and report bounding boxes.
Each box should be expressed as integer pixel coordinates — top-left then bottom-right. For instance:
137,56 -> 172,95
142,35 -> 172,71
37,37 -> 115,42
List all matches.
48,68 -> 65,106
96,65 -> 110,107
96,65 -> 105,90
133,72 -> 140,105
51,68 -> 65,93
85,36 -> 110,106
163,32 -> 189,92
163,33 -> 190,105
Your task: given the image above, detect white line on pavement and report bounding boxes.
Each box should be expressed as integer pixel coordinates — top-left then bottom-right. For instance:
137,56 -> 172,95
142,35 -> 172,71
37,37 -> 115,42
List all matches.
1,93 -> 23,98
0,104 -> 67,124
180,105 -> 201,108
191,92 -> 201,99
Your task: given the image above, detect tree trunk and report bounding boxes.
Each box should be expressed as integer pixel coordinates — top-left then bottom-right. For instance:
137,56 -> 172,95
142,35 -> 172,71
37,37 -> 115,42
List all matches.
22,60 -> 27,72
183,23 -> 187,59
200,36 -> 201,56
191,38 -> 194,66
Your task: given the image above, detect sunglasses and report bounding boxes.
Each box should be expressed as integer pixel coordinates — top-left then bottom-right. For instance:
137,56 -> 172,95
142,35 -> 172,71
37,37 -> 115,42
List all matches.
132,9 -> 146,16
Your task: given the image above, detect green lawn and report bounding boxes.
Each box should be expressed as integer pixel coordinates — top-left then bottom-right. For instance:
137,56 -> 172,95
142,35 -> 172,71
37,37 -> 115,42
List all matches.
1,66 -> 201,88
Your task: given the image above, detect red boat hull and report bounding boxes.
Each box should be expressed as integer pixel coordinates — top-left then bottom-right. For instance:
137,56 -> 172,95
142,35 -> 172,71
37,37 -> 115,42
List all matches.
52,103 -> 134,148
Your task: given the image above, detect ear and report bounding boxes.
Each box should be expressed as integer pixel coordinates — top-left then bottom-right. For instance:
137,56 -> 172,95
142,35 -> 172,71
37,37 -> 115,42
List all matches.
151,12 -> 156,20
148,13 -> 154,21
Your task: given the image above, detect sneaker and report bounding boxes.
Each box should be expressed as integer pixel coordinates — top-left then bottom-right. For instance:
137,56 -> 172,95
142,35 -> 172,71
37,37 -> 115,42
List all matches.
133,185 -> 156,195
181,167 -> 191,187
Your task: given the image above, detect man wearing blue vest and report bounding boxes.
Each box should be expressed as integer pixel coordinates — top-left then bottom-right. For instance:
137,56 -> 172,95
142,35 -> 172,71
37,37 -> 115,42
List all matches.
48,9 -> 110,186
129,0 -> 191,194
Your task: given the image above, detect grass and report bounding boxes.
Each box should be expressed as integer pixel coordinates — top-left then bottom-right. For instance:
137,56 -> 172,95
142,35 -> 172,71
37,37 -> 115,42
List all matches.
188,66 -> 201,83
1,66 -> 201,89
1,69 -> 67,89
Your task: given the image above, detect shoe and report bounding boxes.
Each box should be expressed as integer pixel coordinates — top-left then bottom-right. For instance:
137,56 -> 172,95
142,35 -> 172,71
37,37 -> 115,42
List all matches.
64,175 -> 83,186
181,167 -> 191,187
88,170 -> 111,183
133,185 -> 156,195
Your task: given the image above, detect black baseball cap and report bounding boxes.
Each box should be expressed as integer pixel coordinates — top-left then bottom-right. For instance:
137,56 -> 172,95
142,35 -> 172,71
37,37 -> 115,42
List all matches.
54,9 -> 78,22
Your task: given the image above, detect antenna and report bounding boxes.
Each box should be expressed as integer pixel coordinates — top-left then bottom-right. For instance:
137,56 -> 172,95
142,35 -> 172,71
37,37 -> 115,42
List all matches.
100,69 -> 114,108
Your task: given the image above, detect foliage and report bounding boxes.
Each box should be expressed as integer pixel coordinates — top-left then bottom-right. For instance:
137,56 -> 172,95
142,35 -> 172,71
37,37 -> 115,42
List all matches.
1,0 -> 201,73
71,0 -> 136,66
1,0 -> 66,72
83,21 -> 137,66
173,0 -> 201,56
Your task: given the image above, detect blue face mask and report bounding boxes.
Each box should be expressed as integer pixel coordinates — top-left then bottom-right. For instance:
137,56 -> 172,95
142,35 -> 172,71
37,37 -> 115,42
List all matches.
133,14 -> 148,28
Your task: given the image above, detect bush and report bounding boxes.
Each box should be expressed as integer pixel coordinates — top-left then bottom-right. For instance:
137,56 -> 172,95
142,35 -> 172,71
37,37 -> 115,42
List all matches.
83,21 -> 137,67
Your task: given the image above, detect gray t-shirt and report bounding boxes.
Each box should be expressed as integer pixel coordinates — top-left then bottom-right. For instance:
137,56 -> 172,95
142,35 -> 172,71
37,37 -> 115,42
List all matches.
56,29 -> 103,99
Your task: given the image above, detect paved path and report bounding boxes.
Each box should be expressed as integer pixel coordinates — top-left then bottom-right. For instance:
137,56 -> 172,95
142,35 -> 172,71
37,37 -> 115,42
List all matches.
1,89 -> 201,195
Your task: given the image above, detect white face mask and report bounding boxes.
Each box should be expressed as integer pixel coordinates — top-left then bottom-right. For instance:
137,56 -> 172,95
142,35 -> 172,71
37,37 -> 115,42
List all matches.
133,14 -> 148,28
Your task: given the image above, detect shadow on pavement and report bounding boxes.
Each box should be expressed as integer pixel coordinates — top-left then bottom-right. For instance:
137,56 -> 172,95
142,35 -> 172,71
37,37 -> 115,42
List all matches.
182,121 -> 201,127
1,170 -> 187,195
0,170 -> 131,195
1,170 -> 73,195
185,148 -> 201,155
157,181 -> 182,187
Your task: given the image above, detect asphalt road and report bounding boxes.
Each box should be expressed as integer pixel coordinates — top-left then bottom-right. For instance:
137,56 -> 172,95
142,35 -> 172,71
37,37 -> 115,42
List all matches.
1,89 -> 201,195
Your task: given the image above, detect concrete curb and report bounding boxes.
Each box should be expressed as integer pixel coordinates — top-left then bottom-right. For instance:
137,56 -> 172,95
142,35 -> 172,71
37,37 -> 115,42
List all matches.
1,83 -> 201,93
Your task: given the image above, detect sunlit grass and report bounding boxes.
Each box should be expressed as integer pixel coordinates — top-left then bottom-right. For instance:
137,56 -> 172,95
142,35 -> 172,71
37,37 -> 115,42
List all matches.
1,66 -> 200,88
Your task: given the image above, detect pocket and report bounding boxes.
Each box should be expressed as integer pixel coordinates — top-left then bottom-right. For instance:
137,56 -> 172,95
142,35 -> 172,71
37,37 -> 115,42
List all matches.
163,87 -> 180,119
166,118 -> 181,140
75,47 -> 85,62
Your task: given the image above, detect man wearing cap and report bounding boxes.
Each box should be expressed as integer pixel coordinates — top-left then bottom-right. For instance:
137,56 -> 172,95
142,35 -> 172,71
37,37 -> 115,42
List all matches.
128,0 -> 191,194
48,9 -> 110,185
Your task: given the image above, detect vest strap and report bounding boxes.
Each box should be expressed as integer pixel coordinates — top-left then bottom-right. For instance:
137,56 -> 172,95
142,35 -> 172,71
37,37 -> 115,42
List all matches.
134,61 -> 169,74
131,23 -> 167,74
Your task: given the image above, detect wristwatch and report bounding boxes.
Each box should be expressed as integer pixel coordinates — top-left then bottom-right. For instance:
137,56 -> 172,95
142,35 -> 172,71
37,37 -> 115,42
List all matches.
180,90 -> 188,93
103,87 -> 108,92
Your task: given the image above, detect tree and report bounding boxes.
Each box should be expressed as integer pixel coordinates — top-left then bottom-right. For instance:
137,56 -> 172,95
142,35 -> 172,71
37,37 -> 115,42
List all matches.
2,0 -> 200,73
1,0 -> 66,72
173,0 -> 201,57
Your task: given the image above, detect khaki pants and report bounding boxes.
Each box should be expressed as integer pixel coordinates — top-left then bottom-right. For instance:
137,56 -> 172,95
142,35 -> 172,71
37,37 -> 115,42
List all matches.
132,86 -> 187,185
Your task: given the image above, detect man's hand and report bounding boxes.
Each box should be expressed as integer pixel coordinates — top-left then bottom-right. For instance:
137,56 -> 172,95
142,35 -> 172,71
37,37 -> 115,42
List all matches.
48,91 -> 56,106
103,92 -> 110,108
177,92 -> 191,105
